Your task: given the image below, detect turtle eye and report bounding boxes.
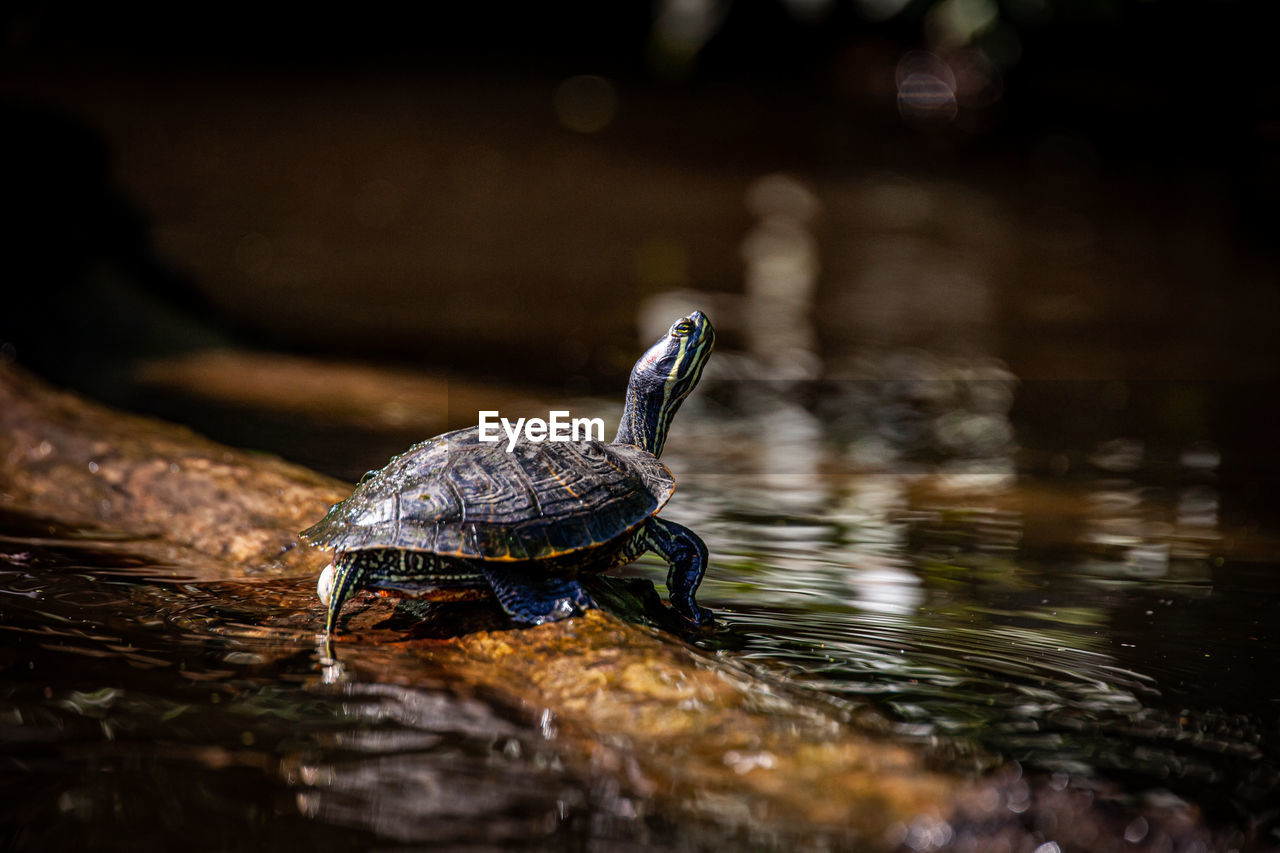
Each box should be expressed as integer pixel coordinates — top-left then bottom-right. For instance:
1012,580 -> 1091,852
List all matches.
672,319 -> 694,336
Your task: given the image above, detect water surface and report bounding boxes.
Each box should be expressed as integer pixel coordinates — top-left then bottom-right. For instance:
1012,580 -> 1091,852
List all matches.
2,376 -> 1278,849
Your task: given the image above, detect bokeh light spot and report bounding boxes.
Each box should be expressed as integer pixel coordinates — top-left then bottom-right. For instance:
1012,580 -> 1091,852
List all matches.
745,173 -> 821,223
896,52 -> 959,125
896,50 -> 956,91
897,73 -> 958,123
926,0 -> 999,47
650,0 -> 727,77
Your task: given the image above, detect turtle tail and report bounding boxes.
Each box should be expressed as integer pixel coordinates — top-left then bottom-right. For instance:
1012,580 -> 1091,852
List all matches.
321,553 -> 368,635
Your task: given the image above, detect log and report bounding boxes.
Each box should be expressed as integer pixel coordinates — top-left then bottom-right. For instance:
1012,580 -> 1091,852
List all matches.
0,362 -> 1230,850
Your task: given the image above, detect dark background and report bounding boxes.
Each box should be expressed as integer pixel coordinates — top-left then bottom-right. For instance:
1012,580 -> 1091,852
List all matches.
2,0 -> 1277,439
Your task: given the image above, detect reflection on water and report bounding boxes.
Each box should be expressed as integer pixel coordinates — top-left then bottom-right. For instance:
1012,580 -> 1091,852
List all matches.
1081,437 -> 1223,578
652,390 -> 1276,833
287,682 -> 585,846
617,171 -> 1277,836
0,536 -> 692,850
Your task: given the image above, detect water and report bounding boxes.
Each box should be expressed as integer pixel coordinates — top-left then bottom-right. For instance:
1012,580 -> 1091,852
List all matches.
655,381 -> 1280,838
0,520 -> 679,849
2,375 -> 1278,850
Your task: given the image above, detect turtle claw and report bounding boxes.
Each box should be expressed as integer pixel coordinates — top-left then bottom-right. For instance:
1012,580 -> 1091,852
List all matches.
673,601 -> 714,627
688,605 -> 715,626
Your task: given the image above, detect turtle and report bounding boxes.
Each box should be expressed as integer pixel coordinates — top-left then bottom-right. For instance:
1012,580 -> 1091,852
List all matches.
302,311 -> 716,634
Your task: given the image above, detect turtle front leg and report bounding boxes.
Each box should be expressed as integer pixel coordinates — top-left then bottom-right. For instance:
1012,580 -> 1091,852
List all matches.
318,552 -> 369,635
640,517 -> 714,626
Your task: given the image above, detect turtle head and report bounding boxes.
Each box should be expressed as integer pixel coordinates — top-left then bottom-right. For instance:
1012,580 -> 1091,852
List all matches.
614,311 -> 715,457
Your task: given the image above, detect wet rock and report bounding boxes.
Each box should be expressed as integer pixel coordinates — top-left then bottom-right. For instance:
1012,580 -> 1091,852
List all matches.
1,361 -> 346,580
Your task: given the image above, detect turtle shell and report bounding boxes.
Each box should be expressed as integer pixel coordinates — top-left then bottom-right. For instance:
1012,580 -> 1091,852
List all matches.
301,426 -> 675,561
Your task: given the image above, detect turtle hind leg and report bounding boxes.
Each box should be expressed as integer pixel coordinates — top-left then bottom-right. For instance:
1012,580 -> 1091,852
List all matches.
479,563 -> 594,625
320,552 -> 370,635
641,517 -> 714,626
